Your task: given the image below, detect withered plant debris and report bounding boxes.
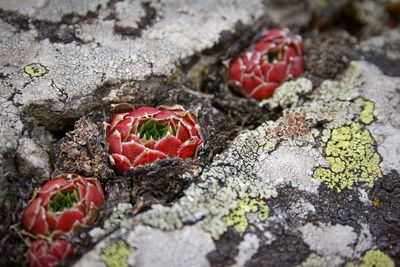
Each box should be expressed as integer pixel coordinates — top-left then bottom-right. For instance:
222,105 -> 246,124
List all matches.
53,113 -> 114,181
303,30 -> 358,87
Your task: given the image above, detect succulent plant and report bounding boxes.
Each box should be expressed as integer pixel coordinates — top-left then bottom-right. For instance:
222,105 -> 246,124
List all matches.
26,239 -> 73,267
229,28 -> 304,100
107,105 -> 203,172
23,173 -> 104,237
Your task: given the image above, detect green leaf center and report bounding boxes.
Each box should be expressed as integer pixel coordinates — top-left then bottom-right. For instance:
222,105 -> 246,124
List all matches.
137,119 -> 175,141
49,190 -> 79,212
266,51 -> 281,64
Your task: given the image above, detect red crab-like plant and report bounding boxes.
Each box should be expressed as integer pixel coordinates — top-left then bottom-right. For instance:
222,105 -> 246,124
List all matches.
228,28 -> 304,100
26,239 -> 73,267
23,173 -> 104,237
107,105 -> 203,172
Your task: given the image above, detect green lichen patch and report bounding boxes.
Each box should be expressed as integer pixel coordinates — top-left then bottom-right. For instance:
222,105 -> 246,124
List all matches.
24,63 -> 47,77
222,193 -> 269,235
101,240 -> 134,267
313,122 -> 382,192
346,250 -> 395,267
359,101 -> 375,124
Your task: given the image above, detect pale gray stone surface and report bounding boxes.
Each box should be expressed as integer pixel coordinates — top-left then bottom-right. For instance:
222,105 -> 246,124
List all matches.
255,141 -> 324,194
358,61 -> 400,174
126,224 -> 215,267
300,223 -> 357,266
1,1 -> 400,267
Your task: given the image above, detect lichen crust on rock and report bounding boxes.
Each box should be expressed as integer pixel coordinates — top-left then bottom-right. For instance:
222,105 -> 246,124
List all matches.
222,193 -> 269,234
100,240 -> 134,267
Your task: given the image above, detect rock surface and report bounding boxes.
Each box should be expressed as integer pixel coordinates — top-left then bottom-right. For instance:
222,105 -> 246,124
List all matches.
0,0 -> 399,267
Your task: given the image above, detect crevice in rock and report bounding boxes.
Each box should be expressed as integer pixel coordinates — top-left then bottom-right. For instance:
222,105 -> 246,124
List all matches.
0,8 -> 30,31
113,2 -> 157,38
207,227 -> 242,266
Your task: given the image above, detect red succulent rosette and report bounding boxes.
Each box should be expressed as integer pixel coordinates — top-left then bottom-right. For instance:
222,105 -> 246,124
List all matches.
229,28 -> 304,100
107,105 -> 203,172
26,239 -> 73,267
23,173 -> 104,237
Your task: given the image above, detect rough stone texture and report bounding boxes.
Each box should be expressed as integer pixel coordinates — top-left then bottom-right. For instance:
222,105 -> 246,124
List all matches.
233,233 -> 259,267
69,58 -> 400,266
255,141 -> 324,194
1,1 -> 400,267
357,61 -> 400,174
78,223 -> 215,267
0,0 -> 265,132
300,223 -> 357,266
126,224 -> 215,267
16,137 -> 51,179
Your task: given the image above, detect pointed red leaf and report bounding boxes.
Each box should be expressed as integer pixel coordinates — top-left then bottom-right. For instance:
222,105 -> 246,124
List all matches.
267,62 -> 288,83
113,116 -> 134,141
155,135 -> 181,157
178,137 -> 203,158
261,28 -> 284,41
260,62 -> 272,78
284,46 -> 297,62
176,124 -> 190,143
46,212 -> 57,231
250,83 -> 278,100
133,149 -> 167,167
255,41 -> 274,54
40,178 -> 65,193
288,57 -> 303,78
242,74 -> 263,95
143,139 -> 156,149
112,154 -> 132,172
85,182 -> 104,210
31,206 -> 48,235
242,52 -> 260,73
229,58 -> 244,82
56,209 -> 84,232
39,178 -> 66,203
128,106 -> 159,119
51,240 -> 74,260
107,130 -> 123,154
122,141 -> 145,162
153,110 -> 175,120
23,198 -> 42,231
76,182 -> 86,201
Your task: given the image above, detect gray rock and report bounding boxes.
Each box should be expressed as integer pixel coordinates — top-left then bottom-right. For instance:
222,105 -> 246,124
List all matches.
16,137 -> 50,180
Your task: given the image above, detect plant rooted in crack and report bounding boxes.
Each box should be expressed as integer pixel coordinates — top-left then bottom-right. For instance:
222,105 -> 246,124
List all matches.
106,104 -> 203,172
228,28 -> 304,100
26,239 -> 74,267
23,173 -> 104,237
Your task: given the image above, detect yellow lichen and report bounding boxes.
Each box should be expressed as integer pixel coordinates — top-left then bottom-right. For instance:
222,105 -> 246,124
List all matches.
222,193 -> 269,234
345,250 -> 395,267
24,63 -> 47,77
101,240 -> 134,267
372,197 -> 381,207
359,101 -> 374,124
313,122 -> 382,192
